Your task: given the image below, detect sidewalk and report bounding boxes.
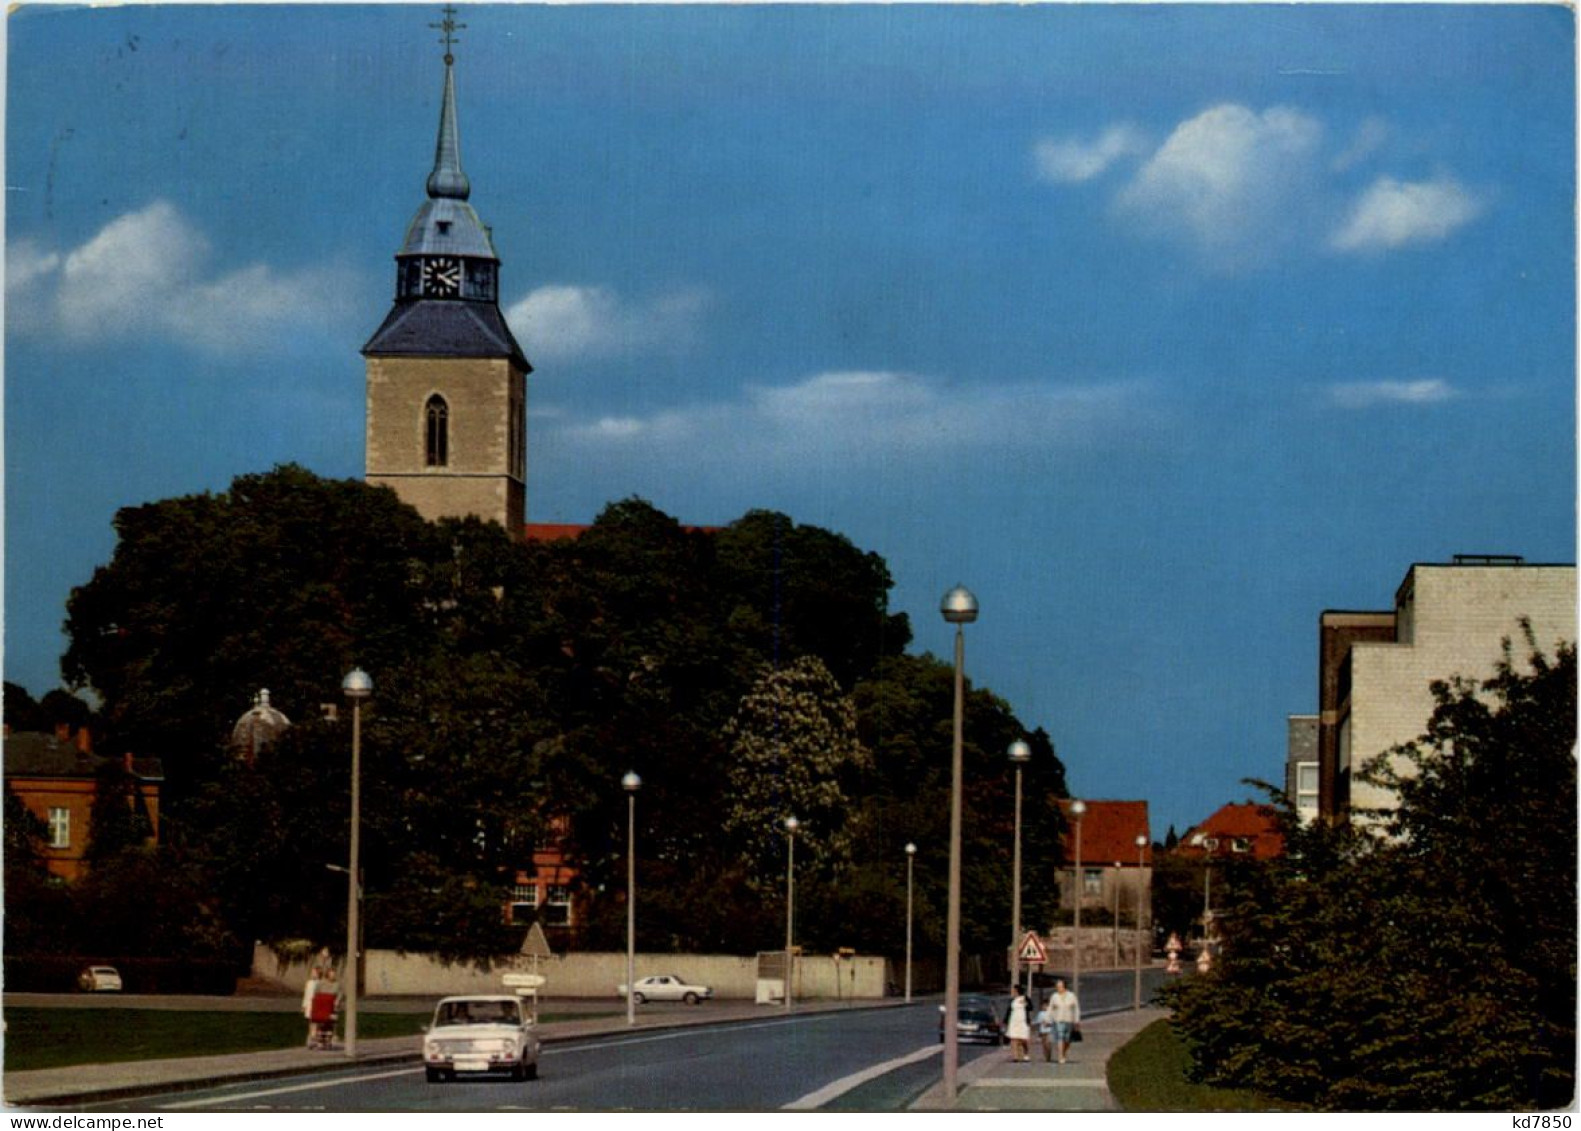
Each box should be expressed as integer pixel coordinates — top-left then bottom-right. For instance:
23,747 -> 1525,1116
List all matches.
2,997 -> 901,1109
912,1006 -> 1167,1111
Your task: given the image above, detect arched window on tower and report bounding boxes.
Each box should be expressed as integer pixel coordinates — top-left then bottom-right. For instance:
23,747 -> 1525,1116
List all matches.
425,395 -> 449,467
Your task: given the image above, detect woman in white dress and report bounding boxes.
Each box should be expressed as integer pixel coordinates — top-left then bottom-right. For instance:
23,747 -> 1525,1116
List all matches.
1004,991 -> 1032,1062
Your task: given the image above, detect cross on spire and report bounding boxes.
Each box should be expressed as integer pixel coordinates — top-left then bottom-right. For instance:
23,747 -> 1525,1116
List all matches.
431,5 -> 465,65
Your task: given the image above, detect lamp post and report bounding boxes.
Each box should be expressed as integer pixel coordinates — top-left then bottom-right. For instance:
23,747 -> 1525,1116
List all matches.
1112,861 -> 1123,967
623,771 -> 641,1027
1007,739 -> 1031,996
940,584 -> 977,1101
1202,836 -> 1219,941
1133,833 -> 1148,1010
1069,799 -> 1086,1004
904,842 -> 917,1003
340,667 -> 372,1059
784,815 -> 799,1013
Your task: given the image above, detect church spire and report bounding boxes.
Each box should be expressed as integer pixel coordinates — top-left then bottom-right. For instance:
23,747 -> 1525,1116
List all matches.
426,7 -> 471,201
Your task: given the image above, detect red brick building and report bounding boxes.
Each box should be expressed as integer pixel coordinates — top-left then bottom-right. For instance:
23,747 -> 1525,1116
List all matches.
3,726 -> 163,881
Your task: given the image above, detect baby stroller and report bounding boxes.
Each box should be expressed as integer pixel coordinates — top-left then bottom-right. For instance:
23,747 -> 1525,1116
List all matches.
308,984 -> 339,1050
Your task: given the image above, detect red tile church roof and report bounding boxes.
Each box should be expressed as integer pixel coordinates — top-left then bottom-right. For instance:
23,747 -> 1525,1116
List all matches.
523,523 -> 588,542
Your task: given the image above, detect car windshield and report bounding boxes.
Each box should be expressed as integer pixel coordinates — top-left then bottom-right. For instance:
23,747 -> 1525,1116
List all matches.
437,1000 -> 520,1026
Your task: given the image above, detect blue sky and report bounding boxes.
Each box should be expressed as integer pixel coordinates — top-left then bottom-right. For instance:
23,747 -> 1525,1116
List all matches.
5,3 -> 1575,838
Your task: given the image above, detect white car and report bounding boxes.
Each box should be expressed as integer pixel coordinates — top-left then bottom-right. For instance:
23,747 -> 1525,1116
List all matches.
615,974 -> 713,1004
422,995 -> 540,1082
77,965 -> 123,992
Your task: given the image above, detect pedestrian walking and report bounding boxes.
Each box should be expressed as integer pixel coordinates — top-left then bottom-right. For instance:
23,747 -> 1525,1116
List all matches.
1033,996 -> 1055,1062
301,969 -> 320,1048
1004,990 -> 1032,1062
1046,976 -> 1081,1064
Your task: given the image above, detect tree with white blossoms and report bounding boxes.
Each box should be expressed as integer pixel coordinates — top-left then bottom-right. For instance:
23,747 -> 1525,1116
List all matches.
722,655 -> 872,891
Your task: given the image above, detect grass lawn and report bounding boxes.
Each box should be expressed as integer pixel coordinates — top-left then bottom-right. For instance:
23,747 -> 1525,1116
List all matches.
1108,1019 -> 1301,1112
3,1008 -> 597,1073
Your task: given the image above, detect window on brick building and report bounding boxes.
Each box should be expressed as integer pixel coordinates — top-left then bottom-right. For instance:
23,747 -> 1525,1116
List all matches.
47,807 -> 70,849
543,884 -> 573,927
509,884 -> 538,925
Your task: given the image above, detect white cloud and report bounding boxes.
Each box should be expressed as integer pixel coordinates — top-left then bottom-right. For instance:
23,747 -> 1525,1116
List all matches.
1330,175 -> 1482,252
1328,378 -> 1460,409
560,369 -> 1155,469
1033,125 -> 1148,184
16,200 -> 355,352
6,240 -> 63,332
1114,104 -> 1324,261
1332,116 -> 1390,173
506,284 -> 709,363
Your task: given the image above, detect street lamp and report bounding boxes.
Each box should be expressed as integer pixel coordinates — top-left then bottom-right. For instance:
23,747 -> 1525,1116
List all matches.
784,815 -> 800,1013
904,842 -> 917,1003
340,667 -> 372,1059
1069,799 -> 1086,1004
623,771 -> 641,1027
1133,833 -> 1148,1010
1007,739 -> 1031,996
1202,836 -> 1219,940
940,584 -> 977,1101
1112,861 -> 1123,968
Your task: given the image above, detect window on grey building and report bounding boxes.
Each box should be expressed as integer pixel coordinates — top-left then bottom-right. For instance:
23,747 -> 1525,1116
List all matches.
1296,762 -> 1319,817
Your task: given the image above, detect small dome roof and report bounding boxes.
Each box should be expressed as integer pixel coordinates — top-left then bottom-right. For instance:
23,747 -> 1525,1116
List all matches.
231,689 -> 292,763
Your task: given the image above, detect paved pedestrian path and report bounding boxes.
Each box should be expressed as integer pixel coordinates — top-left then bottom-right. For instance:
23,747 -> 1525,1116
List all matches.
913,1006 -> 1167,1111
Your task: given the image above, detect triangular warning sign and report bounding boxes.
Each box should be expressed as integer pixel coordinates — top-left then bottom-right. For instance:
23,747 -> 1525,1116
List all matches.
1017,930 -> 1048,964
520,921 -> 554,959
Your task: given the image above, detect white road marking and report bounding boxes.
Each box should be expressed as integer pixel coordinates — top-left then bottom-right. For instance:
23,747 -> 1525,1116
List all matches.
159,1065 -> 422,1109
781,1044 -> 941,1110
159,1013 -> 837,1109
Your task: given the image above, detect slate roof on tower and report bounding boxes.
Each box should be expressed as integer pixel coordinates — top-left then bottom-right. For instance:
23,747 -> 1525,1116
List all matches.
362,17 -> 529,373
363,301 -> 528,370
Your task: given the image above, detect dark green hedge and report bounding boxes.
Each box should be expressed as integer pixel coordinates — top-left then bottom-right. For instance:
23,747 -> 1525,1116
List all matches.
4,956 -> 238,994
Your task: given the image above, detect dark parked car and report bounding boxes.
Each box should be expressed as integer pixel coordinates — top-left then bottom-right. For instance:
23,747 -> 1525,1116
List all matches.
938,998 -> 1007,1045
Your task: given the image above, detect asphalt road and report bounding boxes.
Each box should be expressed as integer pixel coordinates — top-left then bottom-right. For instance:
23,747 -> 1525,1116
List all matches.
80,970 -> 1169,1113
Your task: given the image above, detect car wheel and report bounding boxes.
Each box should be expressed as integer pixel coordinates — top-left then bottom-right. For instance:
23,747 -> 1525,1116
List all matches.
633,992 -> 646,1005
524,1061 -> 538,1081
426,1068 -> 443,1083
509,1062 -> 525,1082
683,992 -> 699,1005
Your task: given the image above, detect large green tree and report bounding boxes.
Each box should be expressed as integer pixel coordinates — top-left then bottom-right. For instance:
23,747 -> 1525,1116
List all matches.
62,464 -> 448,804
57,470 -> 1063,967
1165,630 -> 1576,1111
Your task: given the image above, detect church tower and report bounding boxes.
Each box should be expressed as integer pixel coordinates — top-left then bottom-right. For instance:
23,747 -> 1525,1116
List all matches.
363,10 -> 530,536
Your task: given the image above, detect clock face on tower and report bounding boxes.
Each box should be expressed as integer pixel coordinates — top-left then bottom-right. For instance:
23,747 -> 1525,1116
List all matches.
422,257 -> 462,297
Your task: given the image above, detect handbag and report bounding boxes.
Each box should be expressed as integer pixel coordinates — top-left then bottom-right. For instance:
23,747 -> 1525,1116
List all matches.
1071,1024 -> 1083,1042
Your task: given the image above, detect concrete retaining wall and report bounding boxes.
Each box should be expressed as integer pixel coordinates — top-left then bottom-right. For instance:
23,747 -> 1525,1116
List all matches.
253,944 -> 891,1000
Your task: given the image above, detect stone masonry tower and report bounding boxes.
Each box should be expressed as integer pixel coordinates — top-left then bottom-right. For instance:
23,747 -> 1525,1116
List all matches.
363,9 -> 530,536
